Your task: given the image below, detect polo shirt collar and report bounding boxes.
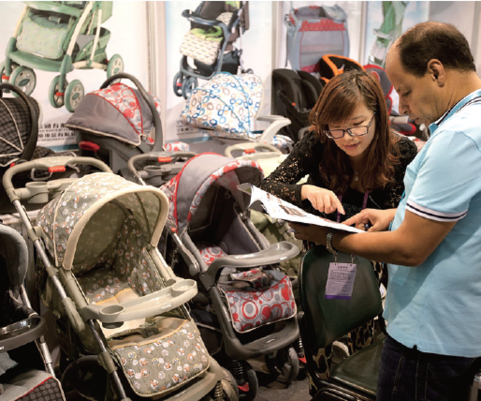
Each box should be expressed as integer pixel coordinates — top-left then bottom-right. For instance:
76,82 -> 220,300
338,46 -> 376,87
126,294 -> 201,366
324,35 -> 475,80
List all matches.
429,89 -> 481,134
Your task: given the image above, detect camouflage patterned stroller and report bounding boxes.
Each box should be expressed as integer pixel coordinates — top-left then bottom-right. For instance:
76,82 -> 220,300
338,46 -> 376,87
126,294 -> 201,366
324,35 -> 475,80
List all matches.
160,153 -> 301,400
3,155 -> 238,401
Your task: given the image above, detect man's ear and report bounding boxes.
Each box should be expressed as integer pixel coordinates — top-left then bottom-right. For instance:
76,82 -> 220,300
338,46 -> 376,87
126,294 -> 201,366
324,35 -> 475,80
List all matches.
427,59 -> 445,86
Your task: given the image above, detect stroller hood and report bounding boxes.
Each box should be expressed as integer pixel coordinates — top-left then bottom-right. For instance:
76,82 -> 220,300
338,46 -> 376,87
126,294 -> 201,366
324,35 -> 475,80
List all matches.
37,172 -> 168,270
180,72 -> 263,140
161,153 -> 263,233
66,82 -> 162,146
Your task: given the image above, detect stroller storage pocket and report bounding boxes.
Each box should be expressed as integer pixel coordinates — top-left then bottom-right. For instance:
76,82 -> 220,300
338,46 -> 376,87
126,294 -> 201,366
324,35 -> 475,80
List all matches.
109,317 -> 211,397
219,268 -> 297,333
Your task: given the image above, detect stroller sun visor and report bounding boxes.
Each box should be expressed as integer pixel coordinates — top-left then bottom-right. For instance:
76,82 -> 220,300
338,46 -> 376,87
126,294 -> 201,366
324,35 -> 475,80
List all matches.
37,173 -> 168,270
161,153 -> 263,233
180,72 -> 263,141
66,83 -> 162,146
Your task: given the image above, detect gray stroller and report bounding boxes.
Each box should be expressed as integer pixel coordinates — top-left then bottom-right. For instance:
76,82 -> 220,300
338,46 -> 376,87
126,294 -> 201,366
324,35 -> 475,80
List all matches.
0,223 -> 65,400
3,155 -> 238,400
156,152 -> 301,400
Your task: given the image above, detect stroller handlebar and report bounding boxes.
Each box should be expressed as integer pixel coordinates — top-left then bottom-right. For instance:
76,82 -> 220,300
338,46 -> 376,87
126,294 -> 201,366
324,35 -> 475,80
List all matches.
181,9 -> 230,36
225,142 -> 282,159
79,278 -> 197,327
200,241 -> 300,290
3,156 -> 112,202
127,152 -> 196,180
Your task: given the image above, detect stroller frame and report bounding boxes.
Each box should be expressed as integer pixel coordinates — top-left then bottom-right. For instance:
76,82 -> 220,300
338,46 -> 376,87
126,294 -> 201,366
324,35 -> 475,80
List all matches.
3,156 -> 230,401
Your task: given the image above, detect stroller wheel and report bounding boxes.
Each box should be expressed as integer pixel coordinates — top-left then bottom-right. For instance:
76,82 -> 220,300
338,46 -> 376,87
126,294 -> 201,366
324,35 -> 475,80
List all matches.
0,61 -> 18,84
107,54 -> 124,78
48,76 -> 67,108
221,368 -> 240,401
173,71 -> 184,97
182,76 -> 198,99
65,80 -> 85,113
9,66 -> 36,96
265,346 -> 300,384
237,361 -> 258,401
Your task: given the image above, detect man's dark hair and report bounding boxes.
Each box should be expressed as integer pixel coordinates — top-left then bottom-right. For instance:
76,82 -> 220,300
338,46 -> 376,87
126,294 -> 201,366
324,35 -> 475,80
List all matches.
396,22 -> 475,77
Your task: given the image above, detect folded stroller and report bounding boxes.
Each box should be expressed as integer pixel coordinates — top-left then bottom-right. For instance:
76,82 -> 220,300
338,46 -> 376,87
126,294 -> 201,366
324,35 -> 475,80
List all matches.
3,155 -> 238,401
2,1 -> 124,112
159,152 -> 301,400
0,223 -> 66,400
284,4 -> 349,72
174,1 -> 252,99
68,72 -> 196,186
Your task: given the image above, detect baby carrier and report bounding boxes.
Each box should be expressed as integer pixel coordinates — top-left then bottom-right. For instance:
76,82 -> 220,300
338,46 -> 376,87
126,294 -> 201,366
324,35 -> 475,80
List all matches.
68,73 -> 195,186
3,155 -> 237,401
160,152 -> 301,400
174,1 -> 252,99
284,4 -> 349,72
2,1 -> 124,112
0,83 -> 77,213
0,223 -> 66,400
180,71 -> 294,156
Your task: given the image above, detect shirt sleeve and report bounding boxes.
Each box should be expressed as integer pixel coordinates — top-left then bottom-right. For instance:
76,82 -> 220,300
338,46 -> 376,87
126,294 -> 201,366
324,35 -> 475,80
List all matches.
259,131 -> 320,207
407,130 -> 481,222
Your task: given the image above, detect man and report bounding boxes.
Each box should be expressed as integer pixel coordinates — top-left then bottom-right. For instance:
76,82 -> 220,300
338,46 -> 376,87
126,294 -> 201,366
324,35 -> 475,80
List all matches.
291,21 -> 481,400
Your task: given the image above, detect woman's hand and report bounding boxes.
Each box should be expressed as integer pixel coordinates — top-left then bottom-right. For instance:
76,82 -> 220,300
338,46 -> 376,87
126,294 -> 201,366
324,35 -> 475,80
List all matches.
343,208 -> 397,232
301,185 -> 345,215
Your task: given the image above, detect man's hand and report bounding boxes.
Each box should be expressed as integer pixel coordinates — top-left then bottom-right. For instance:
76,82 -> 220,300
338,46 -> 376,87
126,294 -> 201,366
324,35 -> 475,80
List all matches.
301,185 -> 345,215
343,208 -> 397,232
289,222 -> 331,245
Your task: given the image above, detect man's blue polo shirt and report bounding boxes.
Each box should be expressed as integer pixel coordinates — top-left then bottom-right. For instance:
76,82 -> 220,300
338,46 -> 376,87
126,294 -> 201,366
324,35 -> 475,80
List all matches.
385,89 -> 481,357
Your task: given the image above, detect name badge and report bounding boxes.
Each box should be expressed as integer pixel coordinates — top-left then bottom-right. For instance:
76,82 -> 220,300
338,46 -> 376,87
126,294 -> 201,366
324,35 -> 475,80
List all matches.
325,262 -> 357,300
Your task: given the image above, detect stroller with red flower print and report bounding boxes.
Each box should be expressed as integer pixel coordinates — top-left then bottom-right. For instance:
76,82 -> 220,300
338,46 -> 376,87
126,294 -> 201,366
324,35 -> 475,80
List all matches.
154,152 -> 301,400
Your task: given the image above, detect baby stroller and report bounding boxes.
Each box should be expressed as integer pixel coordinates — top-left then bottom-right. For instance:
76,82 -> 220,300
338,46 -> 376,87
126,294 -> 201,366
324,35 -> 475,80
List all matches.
69,72 -> 197,187
0,82 -> 78,214
159,152 -> 301,400
180,71 -> 294,156
3,155 -> 238,400
284,4 -> 349,73
0,223 -> 66,400
174,1 -> 252,99
2,1 -> 124,112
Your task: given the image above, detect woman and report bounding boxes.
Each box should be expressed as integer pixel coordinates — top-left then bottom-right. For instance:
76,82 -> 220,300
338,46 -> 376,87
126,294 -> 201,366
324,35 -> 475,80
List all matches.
259,69 -> 417,390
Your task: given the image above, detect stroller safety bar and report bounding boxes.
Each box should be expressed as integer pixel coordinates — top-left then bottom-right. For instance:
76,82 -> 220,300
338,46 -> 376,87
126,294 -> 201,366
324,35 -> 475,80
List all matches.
200,241 -> 299,290
0,315 -> 46,353
79,278 -> 198,328
3,156 -> 112,202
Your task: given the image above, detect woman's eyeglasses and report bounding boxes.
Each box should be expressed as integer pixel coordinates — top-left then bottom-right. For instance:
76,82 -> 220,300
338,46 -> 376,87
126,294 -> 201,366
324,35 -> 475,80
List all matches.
324,112 -> 376,139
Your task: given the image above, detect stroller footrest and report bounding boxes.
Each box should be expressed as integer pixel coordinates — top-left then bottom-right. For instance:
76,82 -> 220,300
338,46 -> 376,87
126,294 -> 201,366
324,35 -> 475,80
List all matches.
79,279 -> 197,324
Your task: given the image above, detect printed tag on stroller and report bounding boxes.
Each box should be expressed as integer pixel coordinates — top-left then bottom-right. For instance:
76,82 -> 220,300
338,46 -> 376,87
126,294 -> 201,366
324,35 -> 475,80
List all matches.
325,263 -> 357,300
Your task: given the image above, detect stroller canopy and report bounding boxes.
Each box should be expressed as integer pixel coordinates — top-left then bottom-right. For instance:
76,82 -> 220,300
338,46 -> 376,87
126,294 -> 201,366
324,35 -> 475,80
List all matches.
161,153 -> 263,233
37,173 -> 168,270
66,82 -> 162,146
180,72 -> 263,141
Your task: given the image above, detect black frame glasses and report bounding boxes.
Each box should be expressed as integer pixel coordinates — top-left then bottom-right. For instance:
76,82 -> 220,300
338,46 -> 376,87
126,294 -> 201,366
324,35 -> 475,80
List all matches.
324,112 -> 376,139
